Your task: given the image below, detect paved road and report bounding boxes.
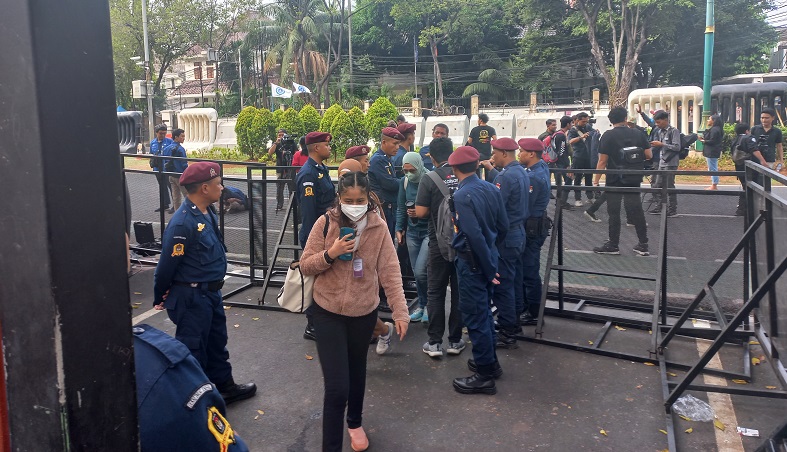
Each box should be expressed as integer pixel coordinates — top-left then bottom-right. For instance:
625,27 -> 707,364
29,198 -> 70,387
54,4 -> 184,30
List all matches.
126,171 -> 786,309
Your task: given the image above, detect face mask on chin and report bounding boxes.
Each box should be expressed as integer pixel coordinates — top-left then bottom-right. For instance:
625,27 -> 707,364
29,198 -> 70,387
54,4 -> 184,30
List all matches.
341,203 -> 368,222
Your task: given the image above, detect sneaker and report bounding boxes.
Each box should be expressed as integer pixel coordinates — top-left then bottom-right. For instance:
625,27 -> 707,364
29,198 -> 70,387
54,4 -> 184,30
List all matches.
593,241 -> 620,255
422,341 -> 444,357
584,210 -> 601,222
574,200 -> 584,207
666,209 -> 678,217
633,243 -> 649,256
446,339 -> 466,355
648,206 -> 662,215
626,220 -> 648,227
376,322 -> 393,355
409,307 -> 424,322
421,308 -> 429,323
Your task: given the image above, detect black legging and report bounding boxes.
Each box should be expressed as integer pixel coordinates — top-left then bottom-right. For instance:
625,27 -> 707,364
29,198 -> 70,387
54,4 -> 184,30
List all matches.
311,302 -> 378,452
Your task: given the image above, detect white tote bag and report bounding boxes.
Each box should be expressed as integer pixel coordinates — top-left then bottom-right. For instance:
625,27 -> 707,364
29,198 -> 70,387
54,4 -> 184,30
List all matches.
277,261 -> 314,313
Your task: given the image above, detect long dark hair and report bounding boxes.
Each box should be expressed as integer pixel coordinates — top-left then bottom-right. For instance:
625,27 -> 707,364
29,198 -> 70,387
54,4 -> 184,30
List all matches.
335,171 -> 381,227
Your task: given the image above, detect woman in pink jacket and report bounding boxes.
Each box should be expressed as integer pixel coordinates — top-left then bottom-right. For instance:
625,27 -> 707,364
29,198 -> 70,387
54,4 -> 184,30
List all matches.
300,171 -> 410,452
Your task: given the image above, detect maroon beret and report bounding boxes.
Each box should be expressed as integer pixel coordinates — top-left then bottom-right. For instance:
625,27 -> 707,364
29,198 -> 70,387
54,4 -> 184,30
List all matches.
179,161 -> 221,186
491,137 -> 518,152
345,145 -> 370,159
305,131 -> 332,145
381,127 -> 405,141
518,138 -> 545,152
397,123 -> 416,135
448,146 -> 480,166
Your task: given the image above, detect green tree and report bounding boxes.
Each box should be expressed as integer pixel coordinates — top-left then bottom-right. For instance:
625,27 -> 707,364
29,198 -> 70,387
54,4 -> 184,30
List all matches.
299,104 -> 322,133
347,106 -> 369,145
278,107 -> 306,138
330,109 -> 354,161
272,108 -> 285,127
235,105 -> 257,156
319,104 -> 344,132
365,97 -> 398,146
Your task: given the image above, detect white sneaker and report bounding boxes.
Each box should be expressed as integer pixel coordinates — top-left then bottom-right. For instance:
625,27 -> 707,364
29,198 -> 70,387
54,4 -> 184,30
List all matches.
376,322 -> 393,355
574,200 -> 583,207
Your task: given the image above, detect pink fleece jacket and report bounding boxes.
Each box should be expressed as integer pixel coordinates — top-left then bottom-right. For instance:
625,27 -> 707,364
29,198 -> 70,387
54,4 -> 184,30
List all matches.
300,208 -> 410,323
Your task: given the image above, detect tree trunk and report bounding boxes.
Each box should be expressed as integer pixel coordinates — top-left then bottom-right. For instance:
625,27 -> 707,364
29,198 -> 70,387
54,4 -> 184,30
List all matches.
430,38 -> 444,109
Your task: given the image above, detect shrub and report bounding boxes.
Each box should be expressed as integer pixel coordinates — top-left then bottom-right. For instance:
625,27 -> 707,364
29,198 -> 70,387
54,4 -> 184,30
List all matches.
278,107 -> 305,138
249,109 -> 276,159
272,108 -> 284,128
190,147 -> 247,162
319,104 -> 344,132
299,104 -> 322,134
347,106 -> 369,145
330,109 -> 354,161
235,106 -> 257,157
365,97 -> 398,147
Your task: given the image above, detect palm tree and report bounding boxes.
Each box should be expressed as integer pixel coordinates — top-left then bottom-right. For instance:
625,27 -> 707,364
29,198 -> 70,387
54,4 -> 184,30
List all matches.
462,63 -> 514,102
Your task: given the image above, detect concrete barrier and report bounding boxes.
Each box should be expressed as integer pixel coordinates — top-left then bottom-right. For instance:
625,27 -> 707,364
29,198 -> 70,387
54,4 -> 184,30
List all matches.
628,87 -> 703,133
178,108 -> 218,151
117,111 -> 142,153
214,117 -> 238,148
711,82 -> 787,126
423,115 -> 470,147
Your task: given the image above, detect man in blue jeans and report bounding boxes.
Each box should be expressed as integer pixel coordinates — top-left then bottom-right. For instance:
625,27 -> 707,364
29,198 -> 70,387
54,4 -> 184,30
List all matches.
449,146 -> 508,395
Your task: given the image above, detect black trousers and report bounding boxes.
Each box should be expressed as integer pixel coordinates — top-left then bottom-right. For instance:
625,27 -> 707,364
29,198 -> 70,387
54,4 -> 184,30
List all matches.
312,303 -> 378,452
156,172 -> 171,208
426,244 -> 463,344
571,154 -> 594,201
606,192 -> 648,246
276,170 -> 295,208
551,168 -> 573,203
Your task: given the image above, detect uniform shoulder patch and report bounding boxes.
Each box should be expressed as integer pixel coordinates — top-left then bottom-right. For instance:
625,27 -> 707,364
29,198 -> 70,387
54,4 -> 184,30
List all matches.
185,383 -> 213,410
172,243 -> 185,257
304,187 -> 314,196
207,406 -> 237,451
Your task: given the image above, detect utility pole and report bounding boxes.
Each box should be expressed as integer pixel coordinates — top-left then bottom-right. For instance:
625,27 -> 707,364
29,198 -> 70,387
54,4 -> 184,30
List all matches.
239,47 -> 243,109
141,0 -> 155,138
348,0 -> 353,94
701,0 -> 714,137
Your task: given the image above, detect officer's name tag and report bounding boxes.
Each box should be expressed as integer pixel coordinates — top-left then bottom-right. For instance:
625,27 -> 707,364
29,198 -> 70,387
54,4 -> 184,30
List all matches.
353,258 -> 363,278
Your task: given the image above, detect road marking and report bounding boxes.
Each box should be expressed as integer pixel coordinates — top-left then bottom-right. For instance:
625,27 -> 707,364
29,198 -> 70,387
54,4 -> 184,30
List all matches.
133,307 -> 161,325
715,259 -> 743,264
677,213 -> 739,219
695,339 -> 744,452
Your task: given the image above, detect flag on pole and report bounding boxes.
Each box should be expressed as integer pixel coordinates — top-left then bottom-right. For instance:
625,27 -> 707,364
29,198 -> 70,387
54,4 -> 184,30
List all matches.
292,82 -> 312,94
271,83 -> 292,98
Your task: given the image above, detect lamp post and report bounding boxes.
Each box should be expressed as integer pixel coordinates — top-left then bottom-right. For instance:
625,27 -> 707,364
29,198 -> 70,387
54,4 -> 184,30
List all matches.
699,0 -> 714,148
141,0 -> 155,138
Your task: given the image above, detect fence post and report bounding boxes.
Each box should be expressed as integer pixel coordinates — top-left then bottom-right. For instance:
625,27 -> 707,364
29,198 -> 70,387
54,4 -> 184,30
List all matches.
471,94 -> 480,117
530,91 -> 538,113
592,88 -> 600,111
363,99 -> 371,113
412,97 -> 422,117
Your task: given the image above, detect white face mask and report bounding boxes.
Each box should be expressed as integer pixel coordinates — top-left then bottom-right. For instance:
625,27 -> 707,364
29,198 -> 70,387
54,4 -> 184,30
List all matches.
341,203 -> 368,222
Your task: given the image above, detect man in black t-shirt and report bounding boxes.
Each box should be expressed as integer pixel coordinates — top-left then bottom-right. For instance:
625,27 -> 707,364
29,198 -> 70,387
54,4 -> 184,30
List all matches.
538,119 -> 557,141
568,112 -> 594,206
750,108 -> 784,167
732,122 -> 768,216
551,115 -> 574,209
415,137 -> 464,357
592,107 -> 651,256
467,113 -> 497,160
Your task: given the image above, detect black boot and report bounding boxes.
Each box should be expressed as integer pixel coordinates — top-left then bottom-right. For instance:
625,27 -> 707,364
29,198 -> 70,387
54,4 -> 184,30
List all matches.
453,365 -> 497,395
218,378 -> 257,405
495,331 -> 519,349
303,322 -> 316,341
519,311 -> 539,326
467,359 -> 503,378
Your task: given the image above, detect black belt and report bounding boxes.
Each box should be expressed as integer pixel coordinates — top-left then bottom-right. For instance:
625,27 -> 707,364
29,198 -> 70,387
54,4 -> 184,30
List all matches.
173,280 -> 224,291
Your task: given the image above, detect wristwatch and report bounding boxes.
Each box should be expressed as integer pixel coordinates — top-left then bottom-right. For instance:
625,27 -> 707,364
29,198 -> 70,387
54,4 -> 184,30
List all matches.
323,251 -> 335,264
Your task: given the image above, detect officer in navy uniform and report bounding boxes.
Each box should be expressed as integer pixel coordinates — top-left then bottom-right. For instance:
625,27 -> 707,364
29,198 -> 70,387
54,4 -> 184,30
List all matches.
368,127 -> 405,239
394,123 -> 416,178
150,124 -> 174,213
479,138 -> 530,348
134,324 -> 249,452
295,132 -> 336,341
517,138 -> 552,325
154,162 -> 256,405
449,146 -> 509,395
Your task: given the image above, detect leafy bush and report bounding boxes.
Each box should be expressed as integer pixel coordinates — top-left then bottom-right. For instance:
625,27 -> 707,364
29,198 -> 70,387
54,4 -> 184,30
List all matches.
330,109 -> 354,161
365,96 -> 398,146
235,106 -> 257,157
391,90 -> 414,108
319,104 -> 344,132
190,147 -> 248,162
278,107 -> 305,138
347,106 -> 369,145
249,109 -> 276,159
272,108 -> 284,128
299,104 -> 322,134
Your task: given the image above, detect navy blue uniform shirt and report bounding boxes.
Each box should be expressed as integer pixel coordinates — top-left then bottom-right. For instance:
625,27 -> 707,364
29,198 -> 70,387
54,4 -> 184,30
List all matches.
368,151 -> 401,204
134,324 -> 249,452
296,157 -> 335,247
163,142 -> 189,173
154,197 -> 227,305
526,160 -> 551,218
150,137 -> 174,171
451,174 -> 509,282
222,186 -> 248,207
419,145 -> 435,170
489,160 -> 530,227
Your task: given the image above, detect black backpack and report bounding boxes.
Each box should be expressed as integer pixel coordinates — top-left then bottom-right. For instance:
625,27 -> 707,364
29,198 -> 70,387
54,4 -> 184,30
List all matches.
426,171 -> 457,262
619,146 -> 645,185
